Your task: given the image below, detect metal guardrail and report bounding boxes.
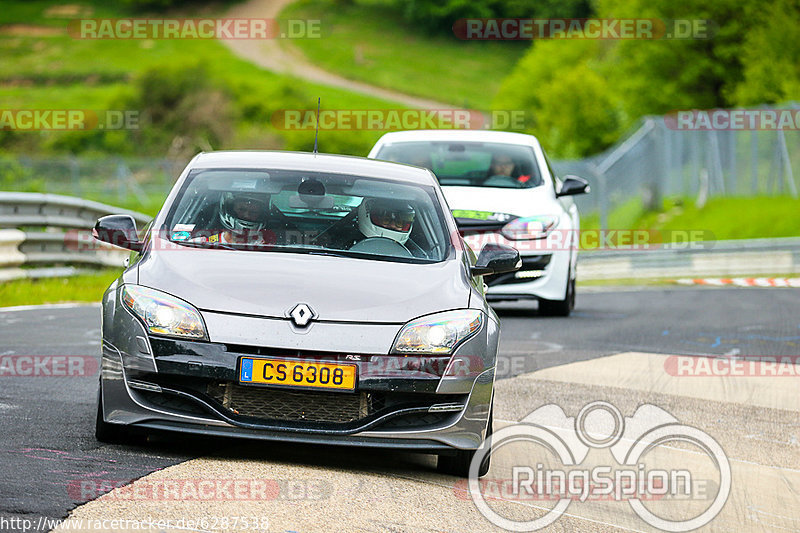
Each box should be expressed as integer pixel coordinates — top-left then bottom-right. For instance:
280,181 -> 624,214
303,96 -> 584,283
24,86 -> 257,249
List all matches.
0,191 -> 796,283
578,237 -> 800,280
0,192 -> 151,282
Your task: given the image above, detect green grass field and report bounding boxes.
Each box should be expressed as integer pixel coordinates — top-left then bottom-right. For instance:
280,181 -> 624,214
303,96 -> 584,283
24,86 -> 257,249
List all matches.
0,0 -> 399,161
279,0 -> 526,110
0,269 -> 119,307
581,196 -> 800,243
0,0 -> 409,214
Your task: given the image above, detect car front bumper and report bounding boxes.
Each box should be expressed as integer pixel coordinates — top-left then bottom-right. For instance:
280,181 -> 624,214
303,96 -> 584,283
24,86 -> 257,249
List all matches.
100,325 -> 496,452
463,231 -> 573,302
484,247 -> 571,302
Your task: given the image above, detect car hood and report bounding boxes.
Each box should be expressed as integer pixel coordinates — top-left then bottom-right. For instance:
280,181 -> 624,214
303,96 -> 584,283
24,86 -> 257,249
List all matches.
441,185 -> 559,218
136,242 -> 469,324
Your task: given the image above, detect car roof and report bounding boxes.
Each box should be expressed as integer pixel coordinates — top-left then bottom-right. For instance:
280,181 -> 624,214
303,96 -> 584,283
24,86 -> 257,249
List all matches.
373,129 -> 542,147
190,150 -> 437,186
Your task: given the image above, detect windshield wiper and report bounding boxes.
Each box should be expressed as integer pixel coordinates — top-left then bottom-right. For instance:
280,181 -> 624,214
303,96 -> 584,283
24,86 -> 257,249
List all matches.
174,240 -> 239,251
305,250 -> 352,259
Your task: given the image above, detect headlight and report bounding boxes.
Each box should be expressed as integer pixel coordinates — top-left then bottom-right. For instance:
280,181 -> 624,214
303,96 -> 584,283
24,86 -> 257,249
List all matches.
120,285 -> 207,340
501,215 -> 559,240
392,310 -> 483,354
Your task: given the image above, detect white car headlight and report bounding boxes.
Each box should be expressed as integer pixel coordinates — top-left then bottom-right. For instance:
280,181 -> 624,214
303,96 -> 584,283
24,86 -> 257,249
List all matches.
501,215 -> 559,240
392,309 -> 483,355
121,285 -> 207,340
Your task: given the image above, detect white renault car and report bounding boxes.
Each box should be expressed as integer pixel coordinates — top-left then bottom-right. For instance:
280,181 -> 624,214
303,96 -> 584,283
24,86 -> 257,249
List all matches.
368,130 -> 589,316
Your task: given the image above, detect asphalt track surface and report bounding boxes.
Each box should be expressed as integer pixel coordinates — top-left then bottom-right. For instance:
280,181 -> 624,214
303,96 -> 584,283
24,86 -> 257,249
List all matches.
0,286 -> 798,532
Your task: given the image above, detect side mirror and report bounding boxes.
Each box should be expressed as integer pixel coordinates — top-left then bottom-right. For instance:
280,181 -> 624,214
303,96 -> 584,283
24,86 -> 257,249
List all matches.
471,243 -> 521,277
557,175 -> 590,197
92,215 -> 142,252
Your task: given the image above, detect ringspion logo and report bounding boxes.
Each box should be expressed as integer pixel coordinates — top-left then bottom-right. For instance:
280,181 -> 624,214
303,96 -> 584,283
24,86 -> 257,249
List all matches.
469,401 -> 730,531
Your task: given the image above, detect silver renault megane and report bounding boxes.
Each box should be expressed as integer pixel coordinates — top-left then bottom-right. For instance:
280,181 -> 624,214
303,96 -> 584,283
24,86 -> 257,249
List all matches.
93,151 -> 520,477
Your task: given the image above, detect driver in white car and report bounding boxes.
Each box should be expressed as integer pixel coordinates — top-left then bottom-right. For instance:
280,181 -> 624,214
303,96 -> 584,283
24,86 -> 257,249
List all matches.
487,153 -> 516,179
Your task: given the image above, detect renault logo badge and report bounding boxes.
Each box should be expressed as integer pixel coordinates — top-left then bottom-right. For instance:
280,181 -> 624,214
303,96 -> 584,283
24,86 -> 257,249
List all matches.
288,303 -> 316,327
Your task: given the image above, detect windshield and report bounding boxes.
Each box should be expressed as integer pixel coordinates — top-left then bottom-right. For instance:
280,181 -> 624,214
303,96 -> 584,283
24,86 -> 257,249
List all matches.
163,169 -> 451,263
376,141 -> 543,188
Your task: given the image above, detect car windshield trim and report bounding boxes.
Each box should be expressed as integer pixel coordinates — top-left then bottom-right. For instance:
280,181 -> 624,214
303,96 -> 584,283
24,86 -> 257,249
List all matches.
166,239 -> 441,264
159,168 -> 453,264
376,141 -> 543,189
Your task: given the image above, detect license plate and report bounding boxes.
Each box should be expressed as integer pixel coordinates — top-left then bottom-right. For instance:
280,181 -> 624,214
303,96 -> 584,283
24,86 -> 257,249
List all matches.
238,357 -> 357,391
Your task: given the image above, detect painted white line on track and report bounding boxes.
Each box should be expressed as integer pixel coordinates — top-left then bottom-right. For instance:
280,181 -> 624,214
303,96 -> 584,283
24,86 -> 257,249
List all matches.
0,302 -> 100,313
677,277 -> 800,287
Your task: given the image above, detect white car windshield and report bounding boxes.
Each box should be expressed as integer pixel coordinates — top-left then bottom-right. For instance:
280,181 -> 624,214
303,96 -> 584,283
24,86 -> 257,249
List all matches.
162,169 -> 451,263
376,141 -> 543,188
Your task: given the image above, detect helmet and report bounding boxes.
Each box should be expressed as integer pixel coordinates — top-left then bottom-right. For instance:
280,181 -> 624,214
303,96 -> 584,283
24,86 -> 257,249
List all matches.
219,191 -> 269,235
358,198 -> 415,244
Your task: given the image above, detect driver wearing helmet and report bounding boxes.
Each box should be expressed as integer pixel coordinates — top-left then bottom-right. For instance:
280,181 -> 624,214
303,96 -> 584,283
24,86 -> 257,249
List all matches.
191,191 -> 274,245
357,198 -> 415,245
486,153 -> 516,179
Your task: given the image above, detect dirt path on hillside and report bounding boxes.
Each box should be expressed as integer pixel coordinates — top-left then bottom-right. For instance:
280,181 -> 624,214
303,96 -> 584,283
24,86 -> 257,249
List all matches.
220,0 -> 454,109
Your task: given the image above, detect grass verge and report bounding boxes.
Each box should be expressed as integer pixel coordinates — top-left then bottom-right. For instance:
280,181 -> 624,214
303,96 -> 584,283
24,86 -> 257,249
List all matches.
0,269 -> 119,307
279,0 -> 526,109
580,196 -> 800,245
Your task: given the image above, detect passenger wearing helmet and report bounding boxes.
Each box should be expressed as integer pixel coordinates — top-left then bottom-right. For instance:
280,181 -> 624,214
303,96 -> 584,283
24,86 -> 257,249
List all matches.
357,198 -> 415,245
319,197 -> 416,254
191,191 -> 274,245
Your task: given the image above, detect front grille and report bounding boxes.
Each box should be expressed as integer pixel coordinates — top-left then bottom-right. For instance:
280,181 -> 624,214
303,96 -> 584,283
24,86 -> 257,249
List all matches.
377,411 -> 453,429
137,389 -> 209,417
206,382 -> 374,423
486,255 -> 552,286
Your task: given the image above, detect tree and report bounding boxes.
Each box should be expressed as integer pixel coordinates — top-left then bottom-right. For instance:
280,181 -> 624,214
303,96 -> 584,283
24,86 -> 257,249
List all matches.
492,0 -> 793,157
493,38 -> 625,157
392,0 -> 593,35
732,0 -> 800,105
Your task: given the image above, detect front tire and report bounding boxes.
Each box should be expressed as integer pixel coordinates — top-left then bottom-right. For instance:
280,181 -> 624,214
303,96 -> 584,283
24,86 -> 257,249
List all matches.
95,383 -> 127,444
437,406 -> 493,478
538,267 -> 575,317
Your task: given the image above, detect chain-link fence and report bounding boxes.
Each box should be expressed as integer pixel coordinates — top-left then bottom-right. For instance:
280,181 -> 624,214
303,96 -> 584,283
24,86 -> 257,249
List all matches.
1,104 -> 798,221
0,156 -> 183,212
552,103 -> 800,227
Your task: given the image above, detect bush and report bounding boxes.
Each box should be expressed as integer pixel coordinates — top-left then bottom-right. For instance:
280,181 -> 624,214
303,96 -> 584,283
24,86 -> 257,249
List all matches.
122,63 -> 235,158
119,0 -> 238,11
732,0 -> 800,105
493,39 -> 625,157
493,0 -> 798,157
